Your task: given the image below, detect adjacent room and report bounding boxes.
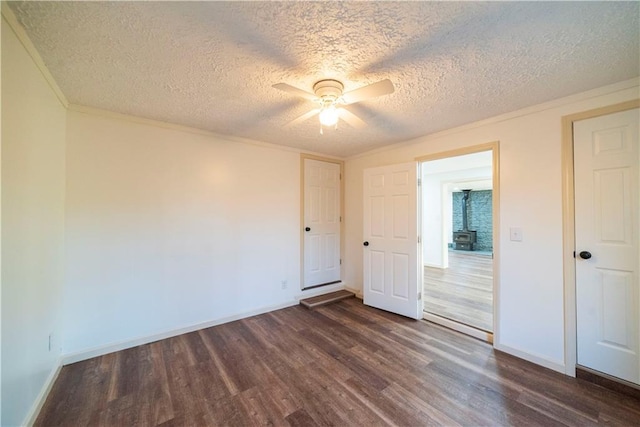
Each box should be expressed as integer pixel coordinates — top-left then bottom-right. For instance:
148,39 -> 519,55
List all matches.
2,1 -> 639,426
421,150 -> 495,337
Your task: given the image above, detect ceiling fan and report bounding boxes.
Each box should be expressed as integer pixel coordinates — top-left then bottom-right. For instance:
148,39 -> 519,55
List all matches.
272,78 -> 394,131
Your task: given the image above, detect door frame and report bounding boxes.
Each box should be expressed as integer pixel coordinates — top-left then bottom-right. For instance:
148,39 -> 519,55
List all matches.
416,141 -> 500,344
300,153 -> 345,290
561,99 -> 640,377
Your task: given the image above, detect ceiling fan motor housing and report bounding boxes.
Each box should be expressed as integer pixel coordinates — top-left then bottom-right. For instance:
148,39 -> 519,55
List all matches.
313,79 -> 344,101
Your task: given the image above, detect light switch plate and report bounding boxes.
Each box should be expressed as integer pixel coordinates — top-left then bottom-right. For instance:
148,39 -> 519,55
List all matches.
510,227 -> 523,242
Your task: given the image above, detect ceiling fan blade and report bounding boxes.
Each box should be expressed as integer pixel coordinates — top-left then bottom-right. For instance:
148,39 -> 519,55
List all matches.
342,79 -> 394,105
272,83 -> 317,101
284,109 -> 320,128
338,108 -> 366,129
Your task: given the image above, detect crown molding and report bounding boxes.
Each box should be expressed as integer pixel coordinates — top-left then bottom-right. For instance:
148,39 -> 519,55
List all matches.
348,77 -> 640,160
68,104 -> 345,160
1,3 -> 69,108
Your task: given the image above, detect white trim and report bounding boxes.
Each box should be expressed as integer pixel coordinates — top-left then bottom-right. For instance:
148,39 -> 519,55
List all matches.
560,100 -> 640,379
348,77 -> 640,160
1,5 -> 69,108
423,312 -> 493,343
63,284 -> 350,365
494,342 -> 566,374
22,359 -> 63,427
68,104 -> 345,160
62,300 -> 299,365
490,144 -> 502,355
345,286 -> 363,299
300,155 -> 345,290
417,142 -> 500,347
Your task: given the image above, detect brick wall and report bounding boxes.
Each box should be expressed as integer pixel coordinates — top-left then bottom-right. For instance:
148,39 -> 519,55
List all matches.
452,190 -> 493,251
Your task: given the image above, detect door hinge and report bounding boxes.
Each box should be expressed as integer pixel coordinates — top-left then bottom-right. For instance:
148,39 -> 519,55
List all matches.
340,259 -> 342,265
417,292 -> 422,300
418,178 -> 422,186
418,235 -> 421,244
573,251 -> 576,258
340,216 -> 342,222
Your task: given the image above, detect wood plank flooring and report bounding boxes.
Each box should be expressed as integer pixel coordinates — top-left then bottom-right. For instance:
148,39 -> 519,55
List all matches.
424,250 -> 493,332
37,298 -> 640,426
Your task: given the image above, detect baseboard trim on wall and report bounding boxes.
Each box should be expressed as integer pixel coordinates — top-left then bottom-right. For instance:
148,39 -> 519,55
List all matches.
63,284 -> 352,365
62,300 -> 299,365
494,342 -> 565,374
23,358 -> 63,427
346,289 -> 363,299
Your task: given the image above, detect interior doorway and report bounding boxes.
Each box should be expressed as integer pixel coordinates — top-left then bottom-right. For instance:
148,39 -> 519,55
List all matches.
419,145 -> 498,341
301,155 -> 344,290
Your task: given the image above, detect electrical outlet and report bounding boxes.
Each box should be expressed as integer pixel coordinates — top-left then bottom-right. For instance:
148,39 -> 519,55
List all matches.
281,280 -> 288,290
48,334 -> 53,352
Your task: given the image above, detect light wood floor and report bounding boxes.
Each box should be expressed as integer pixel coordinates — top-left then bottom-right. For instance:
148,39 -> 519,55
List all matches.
37,298 -> 640,426
424,250 -> 493,332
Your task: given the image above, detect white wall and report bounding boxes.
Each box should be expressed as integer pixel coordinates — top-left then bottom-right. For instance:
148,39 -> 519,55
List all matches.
344,79 -> 639,371
63,111 -> 305,355
1,17 -> 67,426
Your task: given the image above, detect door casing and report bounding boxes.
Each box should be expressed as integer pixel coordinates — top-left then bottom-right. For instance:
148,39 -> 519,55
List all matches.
300,153 -> 345,290
561,99 -> 640,377
416,141 -> 500,344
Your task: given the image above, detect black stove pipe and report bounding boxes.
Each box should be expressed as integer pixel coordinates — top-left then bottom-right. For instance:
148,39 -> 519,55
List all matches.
461,189 -> 471,231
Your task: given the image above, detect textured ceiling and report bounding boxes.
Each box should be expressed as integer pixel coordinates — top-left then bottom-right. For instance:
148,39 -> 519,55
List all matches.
8,1 -> 640,157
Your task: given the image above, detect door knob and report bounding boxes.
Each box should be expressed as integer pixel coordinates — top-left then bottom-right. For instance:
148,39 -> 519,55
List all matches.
579,251 -> 592,259
305,227 -> 311,232
363,241 -> 369,246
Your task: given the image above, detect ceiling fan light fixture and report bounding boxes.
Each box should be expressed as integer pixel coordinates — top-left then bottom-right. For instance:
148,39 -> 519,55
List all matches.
274,77 -> 394,130
319,105 -> 339,127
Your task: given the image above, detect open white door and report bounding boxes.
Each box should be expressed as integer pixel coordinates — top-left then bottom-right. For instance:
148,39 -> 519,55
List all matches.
575,108 -> 639,384
363,162 -> 421,319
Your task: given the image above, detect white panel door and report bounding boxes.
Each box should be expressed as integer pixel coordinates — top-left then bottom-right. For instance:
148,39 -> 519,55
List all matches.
575,108 -> 639,384
363,162 -> 421,319
303,159 -> 341,288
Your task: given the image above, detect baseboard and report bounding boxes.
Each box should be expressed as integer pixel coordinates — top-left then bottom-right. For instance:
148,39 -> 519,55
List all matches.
423,263 -> 446,269
423,312 -> 493,343
62,300 -> 299,365
494,342 -> 565,374
23,358 -> 63,426
344,286 -> 363,299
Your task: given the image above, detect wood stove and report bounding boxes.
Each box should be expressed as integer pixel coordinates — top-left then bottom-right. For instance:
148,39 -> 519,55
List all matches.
453,189 -> 477,251
453,230 -> 477,251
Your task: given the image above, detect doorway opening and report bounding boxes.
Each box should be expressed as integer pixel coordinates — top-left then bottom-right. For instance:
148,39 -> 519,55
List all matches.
419,147 -> 497,340
301,155 -> 344,290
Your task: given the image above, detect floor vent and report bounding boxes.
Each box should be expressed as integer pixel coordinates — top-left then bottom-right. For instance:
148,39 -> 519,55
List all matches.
300,290 -> 355,309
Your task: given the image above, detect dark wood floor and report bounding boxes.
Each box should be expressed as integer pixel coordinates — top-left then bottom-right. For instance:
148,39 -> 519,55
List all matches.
424,250 -> 493,332
37,298 -> 640,426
